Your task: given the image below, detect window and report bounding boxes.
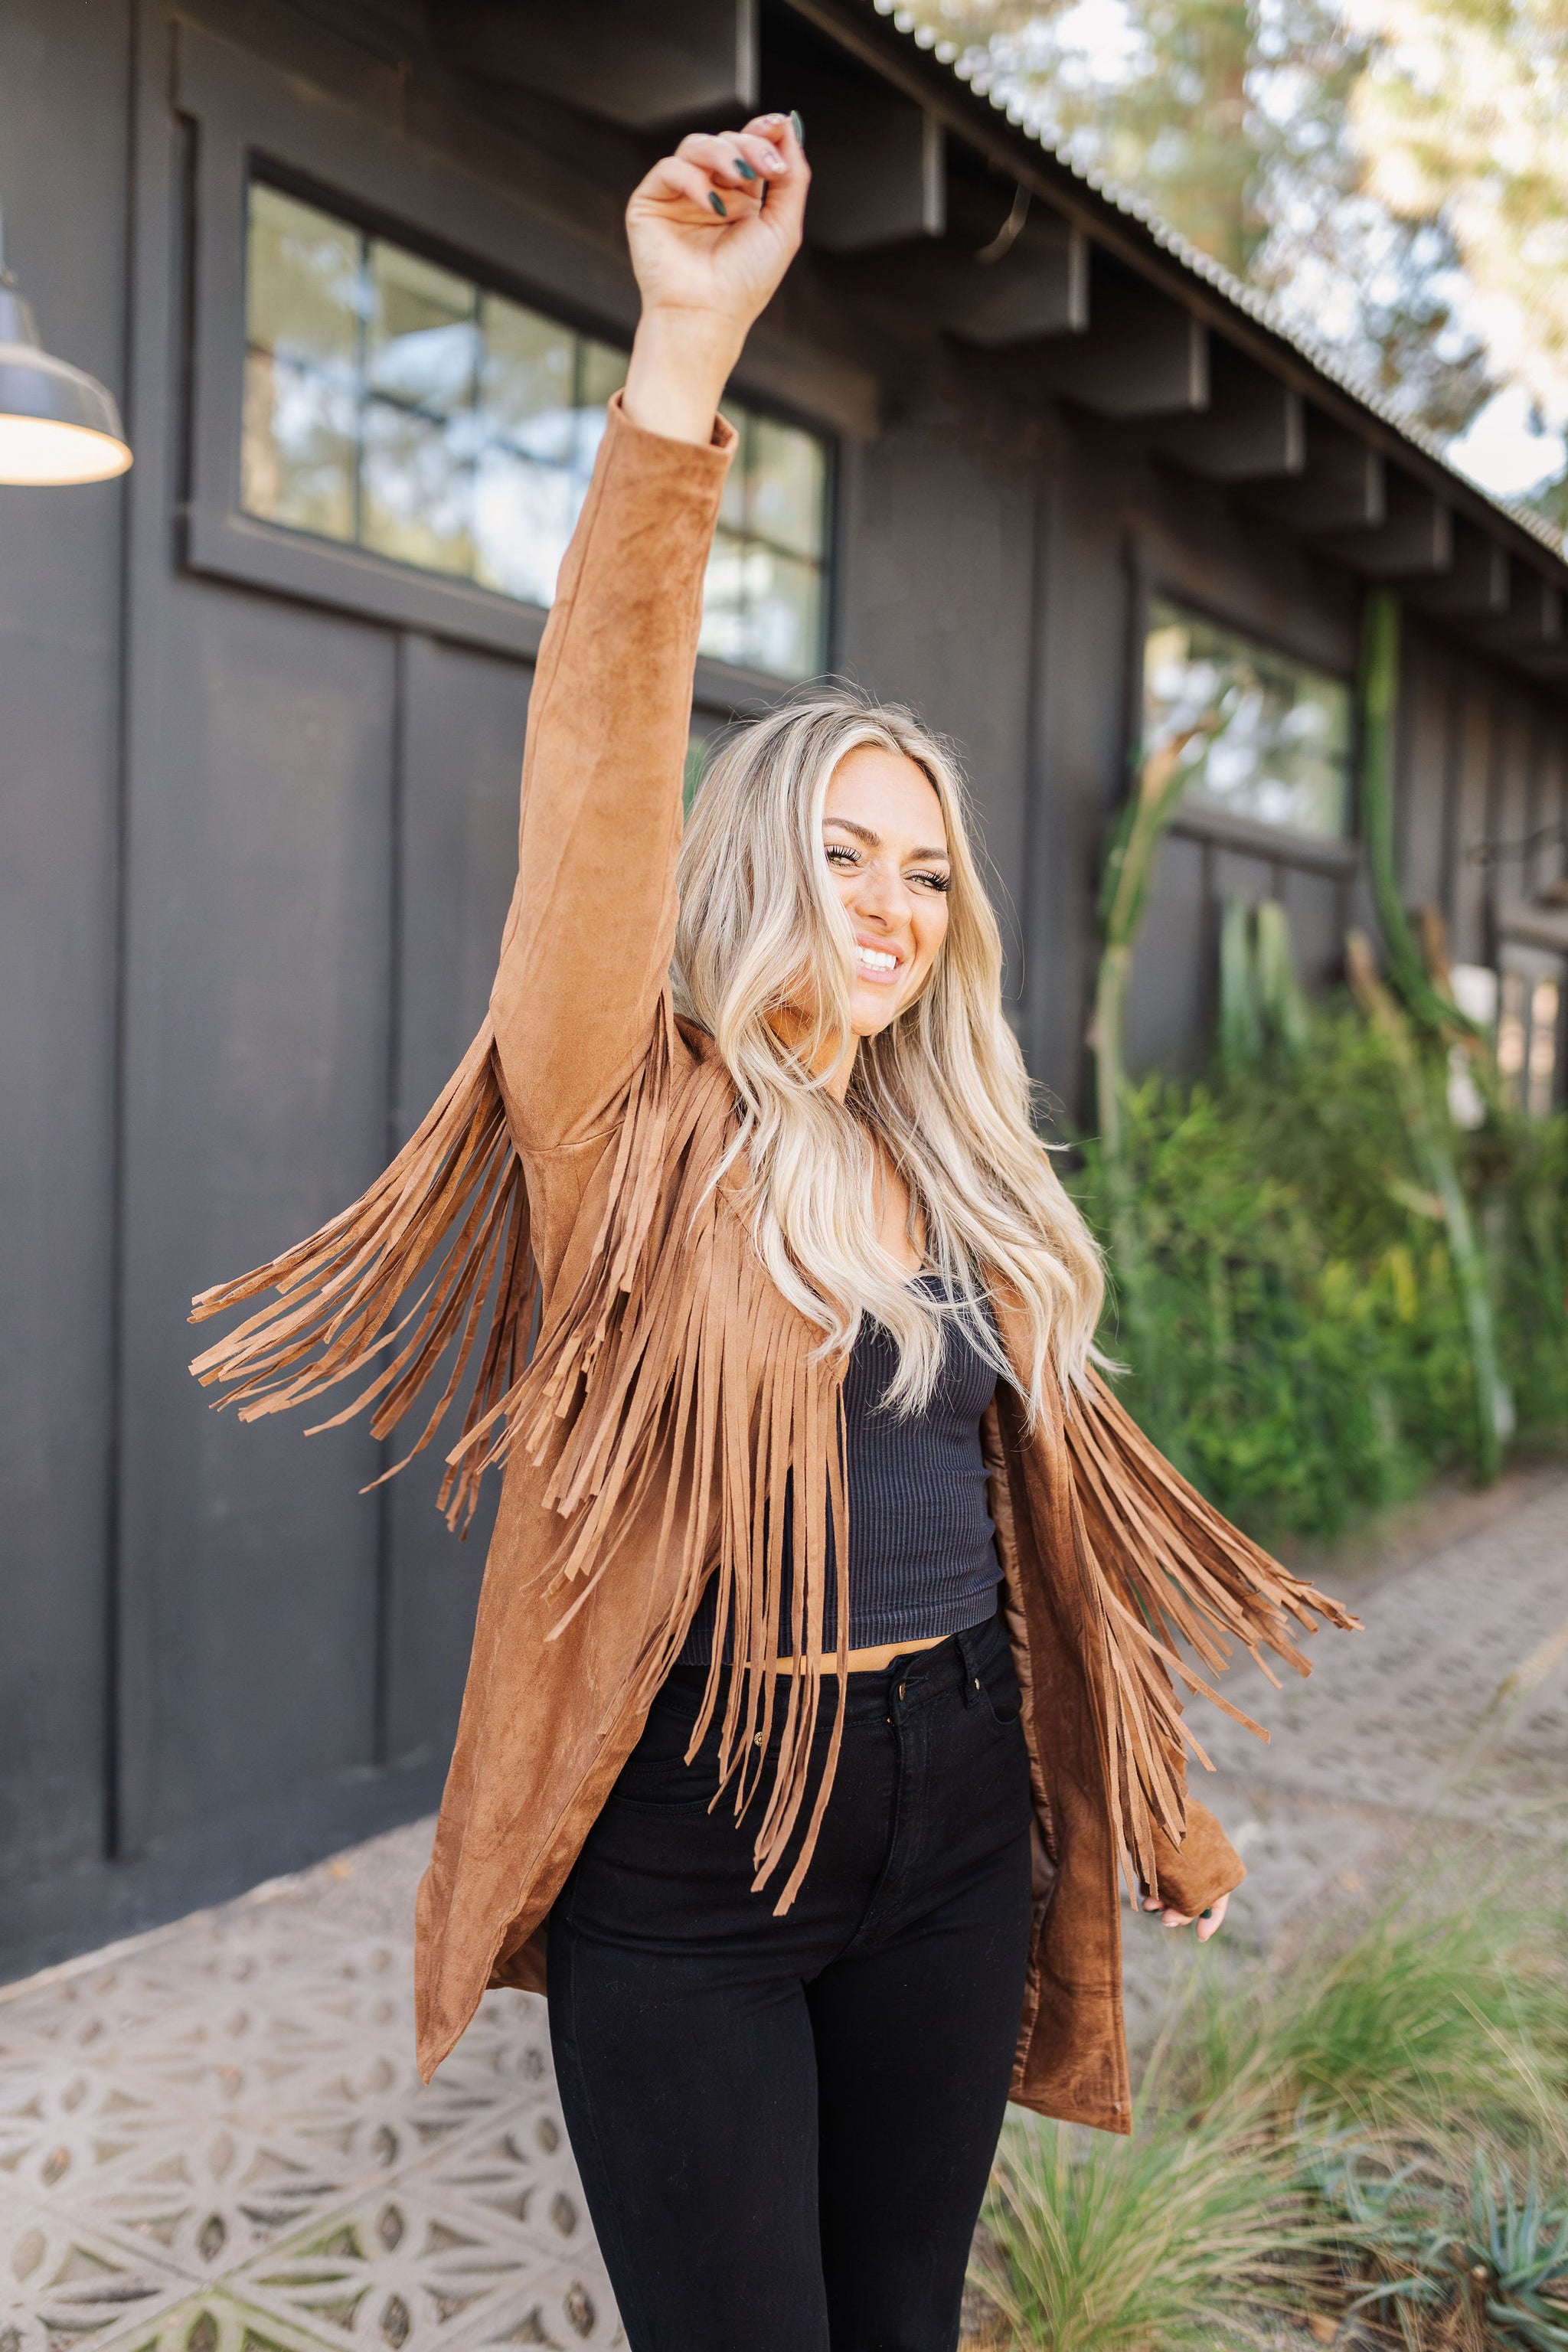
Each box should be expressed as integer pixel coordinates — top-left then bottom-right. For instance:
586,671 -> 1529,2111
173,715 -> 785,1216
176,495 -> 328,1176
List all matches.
241,182 -> 831,680
1142,599 -> 1352,839
1447,959 -> 1561,1120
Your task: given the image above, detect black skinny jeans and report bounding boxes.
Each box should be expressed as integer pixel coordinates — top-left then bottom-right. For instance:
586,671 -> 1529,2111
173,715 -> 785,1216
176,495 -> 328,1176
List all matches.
547,1613 -> 1035,2352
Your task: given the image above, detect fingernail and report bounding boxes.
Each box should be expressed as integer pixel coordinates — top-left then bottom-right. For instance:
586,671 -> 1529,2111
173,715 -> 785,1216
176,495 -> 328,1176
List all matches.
1202,1907 -> 1213,1917
789,109 -> 805,147
709,191 -> 727,217
733,155 -> 757,181
759,111 -> 788,127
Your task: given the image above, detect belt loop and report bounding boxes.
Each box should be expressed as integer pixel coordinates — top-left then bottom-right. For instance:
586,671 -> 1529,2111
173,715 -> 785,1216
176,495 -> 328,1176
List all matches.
956,1622 -> 982,1704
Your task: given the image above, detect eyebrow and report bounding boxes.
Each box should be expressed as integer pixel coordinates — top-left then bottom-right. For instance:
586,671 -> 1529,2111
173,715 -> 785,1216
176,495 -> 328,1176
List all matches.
823,814 -> 950,862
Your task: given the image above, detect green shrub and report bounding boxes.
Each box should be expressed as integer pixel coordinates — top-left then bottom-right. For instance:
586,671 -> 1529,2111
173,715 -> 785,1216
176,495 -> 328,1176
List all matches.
1072,1001 -> 1568,1547
972,1885 -> 1568,2348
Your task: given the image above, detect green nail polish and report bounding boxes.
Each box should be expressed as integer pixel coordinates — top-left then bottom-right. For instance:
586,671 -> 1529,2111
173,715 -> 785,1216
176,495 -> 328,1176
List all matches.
709,191 -> 727,217
789,109 -> 805,148
733,155 -> 757,181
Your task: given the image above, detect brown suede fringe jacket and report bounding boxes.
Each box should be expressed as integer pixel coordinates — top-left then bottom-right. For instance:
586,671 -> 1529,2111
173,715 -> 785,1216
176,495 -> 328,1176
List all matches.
191,394 -> 1355,2135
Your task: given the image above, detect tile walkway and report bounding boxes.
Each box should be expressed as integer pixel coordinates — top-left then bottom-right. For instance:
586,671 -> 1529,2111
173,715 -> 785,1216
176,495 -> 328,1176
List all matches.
4,1465 -> 1566,2352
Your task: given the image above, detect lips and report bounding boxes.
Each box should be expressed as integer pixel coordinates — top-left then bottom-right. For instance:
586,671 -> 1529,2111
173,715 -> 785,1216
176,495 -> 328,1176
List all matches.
854,934 -> 903,980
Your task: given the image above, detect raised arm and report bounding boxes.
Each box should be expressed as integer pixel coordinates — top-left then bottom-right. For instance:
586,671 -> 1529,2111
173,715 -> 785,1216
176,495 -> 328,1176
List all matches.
490,116 -> 808,1149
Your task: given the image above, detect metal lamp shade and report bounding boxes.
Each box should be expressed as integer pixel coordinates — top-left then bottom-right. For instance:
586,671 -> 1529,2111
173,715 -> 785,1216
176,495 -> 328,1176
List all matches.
0,282 -> 131,485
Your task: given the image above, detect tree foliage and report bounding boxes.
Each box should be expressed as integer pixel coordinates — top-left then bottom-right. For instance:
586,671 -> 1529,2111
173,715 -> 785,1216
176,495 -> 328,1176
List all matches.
906,0 -> 1502,443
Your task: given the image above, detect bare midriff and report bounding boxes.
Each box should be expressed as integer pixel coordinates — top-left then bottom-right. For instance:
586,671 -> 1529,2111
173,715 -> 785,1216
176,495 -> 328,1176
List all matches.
767,1632 -> 948,1676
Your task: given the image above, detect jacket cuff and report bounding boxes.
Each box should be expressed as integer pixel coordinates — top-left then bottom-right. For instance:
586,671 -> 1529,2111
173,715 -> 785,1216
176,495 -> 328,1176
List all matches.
603,386 -> 738,474
1145,1797 -> 1246,1916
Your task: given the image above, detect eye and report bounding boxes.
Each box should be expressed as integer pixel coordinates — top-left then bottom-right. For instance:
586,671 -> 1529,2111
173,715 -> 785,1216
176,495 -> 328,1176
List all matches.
824,843 -> 861,870
911,869 -> 952,893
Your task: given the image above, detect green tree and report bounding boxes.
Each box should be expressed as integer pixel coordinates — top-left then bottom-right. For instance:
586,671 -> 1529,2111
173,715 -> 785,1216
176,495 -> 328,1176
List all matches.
910,0 -> 1494,441
1350,0 -> 1568,524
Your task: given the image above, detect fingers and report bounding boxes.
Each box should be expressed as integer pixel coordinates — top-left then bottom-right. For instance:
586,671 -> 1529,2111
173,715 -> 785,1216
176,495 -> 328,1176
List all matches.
675,128 -> 788,191
1141,1890 -> 1229,1940
673,115 -> 808,237
638,153 -> 744,222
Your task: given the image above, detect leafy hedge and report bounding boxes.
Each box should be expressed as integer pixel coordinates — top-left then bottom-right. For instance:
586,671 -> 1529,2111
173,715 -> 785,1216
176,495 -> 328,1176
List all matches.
1071,1001 -> 1568,1548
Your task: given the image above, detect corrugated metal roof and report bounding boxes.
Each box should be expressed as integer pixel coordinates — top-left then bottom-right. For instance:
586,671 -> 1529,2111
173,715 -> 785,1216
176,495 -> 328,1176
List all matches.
872,0 -> 1566,565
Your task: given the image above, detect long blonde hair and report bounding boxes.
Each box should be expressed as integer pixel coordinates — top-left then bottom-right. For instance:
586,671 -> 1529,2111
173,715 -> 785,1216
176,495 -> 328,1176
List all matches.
673,686 -> 1102,1421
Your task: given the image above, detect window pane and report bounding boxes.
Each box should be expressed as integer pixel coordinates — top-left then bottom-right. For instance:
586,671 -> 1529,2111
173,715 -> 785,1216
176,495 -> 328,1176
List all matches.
473,447 -> 580,606
748,416 -> 826,558
1143,600 -> 1351,838
247,186 -> 360,374
745,548 -> 825,678
368,242 -> 477,417
571,340 -> 628,475
479,296 -> 575,461
241,351 -> 355,539
1528,977 -> 1560,1116
718,404 -> 748,532
699,531 -> 751,667
580,338 -> 629,410
361,402 -> 472,574
238,183 -> 831,678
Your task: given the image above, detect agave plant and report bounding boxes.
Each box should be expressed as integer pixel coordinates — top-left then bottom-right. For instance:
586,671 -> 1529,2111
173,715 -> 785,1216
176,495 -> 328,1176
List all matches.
1307,2127 -> 1568,2350
1469,2154 -> 1568,2350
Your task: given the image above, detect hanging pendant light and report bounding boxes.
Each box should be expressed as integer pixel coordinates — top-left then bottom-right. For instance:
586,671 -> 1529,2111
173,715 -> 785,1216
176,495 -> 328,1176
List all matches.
0,201 -> 131,485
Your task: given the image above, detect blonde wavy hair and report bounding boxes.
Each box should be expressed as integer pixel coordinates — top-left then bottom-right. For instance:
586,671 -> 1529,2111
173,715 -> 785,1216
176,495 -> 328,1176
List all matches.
673,686 -> 1103,1423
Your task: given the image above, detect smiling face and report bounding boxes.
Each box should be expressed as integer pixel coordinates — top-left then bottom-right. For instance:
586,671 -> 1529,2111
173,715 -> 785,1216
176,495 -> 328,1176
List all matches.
821,743 -> 952,1040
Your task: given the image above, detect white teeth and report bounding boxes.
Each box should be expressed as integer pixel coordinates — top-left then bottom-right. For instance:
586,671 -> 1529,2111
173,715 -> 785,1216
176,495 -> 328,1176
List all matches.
856,946 -> 897,972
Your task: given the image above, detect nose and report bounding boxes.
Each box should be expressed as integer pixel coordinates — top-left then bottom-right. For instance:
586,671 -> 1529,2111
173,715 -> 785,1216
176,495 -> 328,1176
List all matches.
850,858 -> 912,931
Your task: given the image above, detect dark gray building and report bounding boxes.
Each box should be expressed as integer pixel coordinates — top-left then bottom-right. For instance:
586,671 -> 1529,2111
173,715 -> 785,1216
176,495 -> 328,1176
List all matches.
4,0 -> 1566,1977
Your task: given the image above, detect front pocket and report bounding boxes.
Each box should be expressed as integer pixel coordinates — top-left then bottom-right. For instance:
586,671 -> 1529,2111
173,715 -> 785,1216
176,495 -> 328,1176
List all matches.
609,1739 -> 724,1811
976,1657 -> 1024,1728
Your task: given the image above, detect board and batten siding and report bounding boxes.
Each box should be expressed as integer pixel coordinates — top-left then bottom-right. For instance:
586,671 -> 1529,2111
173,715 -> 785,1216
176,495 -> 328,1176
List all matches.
1,0 -> 1563,1976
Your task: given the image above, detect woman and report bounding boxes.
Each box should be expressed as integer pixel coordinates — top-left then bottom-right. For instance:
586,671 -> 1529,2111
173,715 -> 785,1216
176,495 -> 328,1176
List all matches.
192,111 -> 1354,2352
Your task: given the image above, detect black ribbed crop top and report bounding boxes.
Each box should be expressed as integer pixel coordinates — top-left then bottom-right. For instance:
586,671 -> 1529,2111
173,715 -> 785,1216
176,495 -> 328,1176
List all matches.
680,1277 -> 1002,1661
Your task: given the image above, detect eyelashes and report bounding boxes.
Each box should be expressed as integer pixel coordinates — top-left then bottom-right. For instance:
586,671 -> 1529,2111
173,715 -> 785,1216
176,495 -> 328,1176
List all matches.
823,844 -> 951,892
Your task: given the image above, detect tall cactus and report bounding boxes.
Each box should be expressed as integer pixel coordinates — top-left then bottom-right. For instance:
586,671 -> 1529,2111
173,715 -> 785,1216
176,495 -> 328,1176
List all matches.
1355,591 -> 1508,1481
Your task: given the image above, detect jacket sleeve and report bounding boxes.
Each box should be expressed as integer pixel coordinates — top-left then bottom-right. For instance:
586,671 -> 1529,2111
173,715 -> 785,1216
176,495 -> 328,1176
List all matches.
1146,1794 -> 1247,1916
490,392 -> 737,1150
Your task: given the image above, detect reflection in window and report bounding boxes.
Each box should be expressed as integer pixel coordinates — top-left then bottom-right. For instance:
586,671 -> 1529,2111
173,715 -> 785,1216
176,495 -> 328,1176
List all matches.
241,183 -> 831,679
1447,959 -> 1560,1119
1142,599 -> 1352,838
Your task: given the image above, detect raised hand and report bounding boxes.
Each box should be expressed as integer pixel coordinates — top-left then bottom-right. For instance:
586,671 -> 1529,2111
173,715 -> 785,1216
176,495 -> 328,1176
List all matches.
622,114 -> 808,446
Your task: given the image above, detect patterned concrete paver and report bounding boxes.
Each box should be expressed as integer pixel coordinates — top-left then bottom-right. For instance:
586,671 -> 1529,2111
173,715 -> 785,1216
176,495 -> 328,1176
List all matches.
3,1468 -> 1565,2352
1120,1465 -> 1568,2045
0,1893 -> 619,2352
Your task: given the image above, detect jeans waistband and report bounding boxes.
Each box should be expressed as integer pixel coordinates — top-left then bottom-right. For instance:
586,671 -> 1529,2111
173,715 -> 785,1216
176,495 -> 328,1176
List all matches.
655,1609 -> 1008,1733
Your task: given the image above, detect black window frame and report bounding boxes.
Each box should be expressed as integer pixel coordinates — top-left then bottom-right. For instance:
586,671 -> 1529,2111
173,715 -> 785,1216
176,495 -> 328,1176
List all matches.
177,24 -> 841,701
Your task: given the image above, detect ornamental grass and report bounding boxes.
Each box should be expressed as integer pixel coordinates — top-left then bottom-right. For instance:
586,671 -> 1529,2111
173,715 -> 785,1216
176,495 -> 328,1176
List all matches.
970,1864 -> 1568,2350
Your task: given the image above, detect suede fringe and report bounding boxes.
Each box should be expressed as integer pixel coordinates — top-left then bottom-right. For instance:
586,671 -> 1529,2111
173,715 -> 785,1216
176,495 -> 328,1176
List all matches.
191,1011 -> 1350,1907
1063,1369 -> 1360,1893
191,1007 -> 851,1907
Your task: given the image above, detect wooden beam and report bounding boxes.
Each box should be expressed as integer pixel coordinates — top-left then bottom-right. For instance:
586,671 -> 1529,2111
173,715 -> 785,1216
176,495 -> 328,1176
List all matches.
806,91 -> 945,250
1149,343 -> 1304,481
438,0 -> 758,127
1406,521 -> 1511,619
937,214 -> 1089,346
1249,413 -> 1385,532
1475,562 -> 1563,652
1322,469 -> 1453,577
832,208 -> 1087,344
1030,279 -> 1208,420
